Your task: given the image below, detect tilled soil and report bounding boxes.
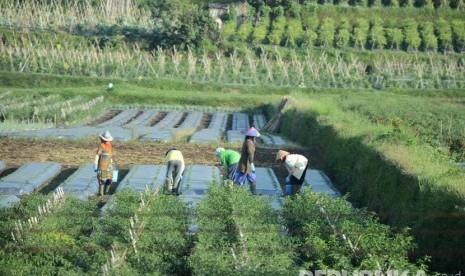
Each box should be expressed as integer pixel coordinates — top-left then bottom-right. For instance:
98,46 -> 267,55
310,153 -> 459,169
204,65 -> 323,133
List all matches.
0,137 -> 325,187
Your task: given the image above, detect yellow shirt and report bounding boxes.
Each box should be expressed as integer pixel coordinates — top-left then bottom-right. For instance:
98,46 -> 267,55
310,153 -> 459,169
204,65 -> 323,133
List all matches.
166,150 -> 184,163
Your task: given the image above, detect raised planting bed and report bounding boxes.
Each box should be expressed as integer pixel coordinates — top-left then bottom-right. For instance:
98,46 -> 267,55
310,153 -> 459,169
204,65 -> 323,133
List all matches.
304,169 -> 341,198
0,162 -> 61,196
116,165 -> 165,193
190,112 -> 227,143
180,165 -> 221,206
123,110 -> 159,127
97,109 -> 139,127
57,164 -> 98,200
252,114 -> 266,130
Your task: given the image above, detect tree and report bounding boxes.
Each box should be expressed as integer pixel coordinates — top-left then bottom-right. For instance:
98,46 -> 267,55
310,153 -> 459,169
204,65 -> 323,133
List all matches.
419,22 -> 438,51
149,0 -> 217,49
284,18 -> 304,47
403,19 -> 421,51
267,7 -> 287,45
352,18 -> 369,49
436,19 -> 453,52
451,20 -> 465,52
251,11 -> 271,44
237,20 -> 253,42
368,18 -> 387,49
335,18 -> 351,48
221,5 -> 237,42
386,27 -> 404,50
317,18 -> 335,48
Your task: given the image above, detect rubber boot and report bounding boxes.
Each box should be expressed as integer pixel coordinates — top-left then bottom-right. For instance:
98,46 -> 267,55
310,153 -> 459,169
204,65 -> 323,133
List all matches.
99,185 -> 105,196
250,182 -> 257,195
104,184 -> 111,195
172,185 -> 182,196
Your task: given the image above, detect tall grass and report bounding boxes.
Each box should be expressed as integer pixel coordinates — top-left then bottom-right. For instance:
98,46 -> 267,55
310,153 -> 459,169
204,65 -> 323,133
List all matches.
279,93 -> 465,272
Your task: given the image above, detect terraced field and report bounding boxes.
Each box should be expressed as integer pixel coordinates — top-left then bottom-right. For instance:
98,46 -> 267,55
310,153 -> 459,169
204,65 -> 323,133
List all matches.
1,108 -> 286,146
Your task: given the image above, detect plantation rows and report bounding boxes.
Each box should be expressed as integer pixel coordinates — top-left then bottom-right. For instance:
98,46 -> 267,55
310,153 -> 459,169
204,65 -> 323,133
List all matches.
0,90 -> 104,130
0,181 -> 426,274
223,7 -> 465,53
1,33 -> 464,89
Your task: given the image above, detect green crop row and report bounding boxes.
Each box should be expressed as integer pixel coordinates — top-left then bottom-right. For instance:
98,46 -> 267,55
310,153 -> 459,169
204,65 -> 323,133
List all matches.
0,196 -> 105,275
190,184 -> 296,275
283,190 -> 427,271
121,194 -> 191,275
223,5 -> 465,53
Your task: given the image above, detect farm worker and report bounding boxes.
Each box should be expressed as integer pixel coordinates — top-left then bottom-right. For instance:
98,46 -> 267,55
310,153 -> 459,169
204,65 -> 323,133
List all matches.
234,127 -> 260,195
276,150 -> 308,196
165,147 -> 185,196
94,130 -> 115,196
215,147 -> 241,185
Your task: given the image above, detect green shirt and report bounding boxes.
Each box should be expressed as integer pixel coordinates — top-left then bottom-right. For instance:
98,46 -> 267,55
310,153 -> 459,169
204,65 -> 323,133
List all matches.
219,150 -> 241,171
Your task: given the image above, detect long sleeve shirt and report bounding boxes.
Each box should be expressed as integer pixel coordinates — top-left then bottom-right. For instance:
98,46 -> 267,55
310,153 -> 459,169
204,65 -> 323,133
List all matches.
219,150 -> 241,171
284,154 -> 308,180
238,138 -> 255,173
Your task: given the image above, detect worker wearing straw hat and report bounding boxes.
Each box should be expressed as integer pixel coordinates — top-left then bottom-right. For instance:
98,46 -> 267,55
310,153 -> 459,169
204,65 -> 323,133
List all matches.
276,150 -> 308,196
234,127 -> 260,195
94,130 -> 115,196
215,147 -> 241,186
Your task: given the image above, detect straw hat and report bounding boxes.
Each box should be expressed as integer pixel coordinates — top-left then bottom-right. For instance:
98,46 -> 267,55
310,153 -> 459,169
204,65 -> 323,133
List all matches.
245,127 -> 261,137
215,147 -> 225,156
276,150 -> 290,161
99,130 -> 113,142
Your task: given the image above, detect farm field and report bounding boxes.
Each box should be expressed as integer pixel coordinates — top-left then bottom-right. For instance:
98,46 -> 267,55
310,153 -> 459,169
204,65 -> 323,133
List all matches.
1,79 -> 462,274
1,0 -> 465,274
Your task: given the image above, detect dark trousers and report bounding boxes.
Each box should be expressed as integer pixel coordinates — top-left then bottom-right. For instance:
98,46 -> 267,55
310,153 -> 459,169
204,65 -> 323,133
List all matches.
226,163 -> 238,180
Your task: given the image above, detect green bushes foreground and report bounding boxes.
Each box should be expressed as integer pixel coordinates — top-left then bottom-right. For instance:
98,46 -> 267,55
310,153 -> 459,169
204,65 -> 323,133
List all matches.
279,95 -> 465,273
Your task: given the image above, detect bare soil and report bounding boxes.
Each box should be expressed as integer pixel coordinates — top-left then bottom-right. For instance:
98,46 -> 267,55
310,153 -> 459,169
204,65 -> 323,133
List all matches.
0,137 -> 325,187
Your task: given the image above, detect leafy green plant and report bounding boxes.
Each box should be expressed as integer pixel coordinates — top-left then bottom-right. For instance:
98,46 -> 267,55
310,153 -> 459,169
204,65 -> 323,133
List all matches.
283,190 -> 428,271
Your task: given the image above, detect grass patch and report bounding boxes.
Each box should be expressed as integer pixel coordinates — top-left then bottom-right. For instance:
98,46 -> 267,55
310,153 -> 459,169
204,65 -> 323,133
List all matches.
280,92 -> 465,272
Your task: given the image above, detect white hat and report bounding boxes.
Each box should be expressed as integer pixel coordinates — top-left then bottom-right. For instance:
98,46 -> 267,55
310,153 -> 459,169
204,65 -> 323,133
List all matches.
215,147 -> 225,156
99,130 -> 113,142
